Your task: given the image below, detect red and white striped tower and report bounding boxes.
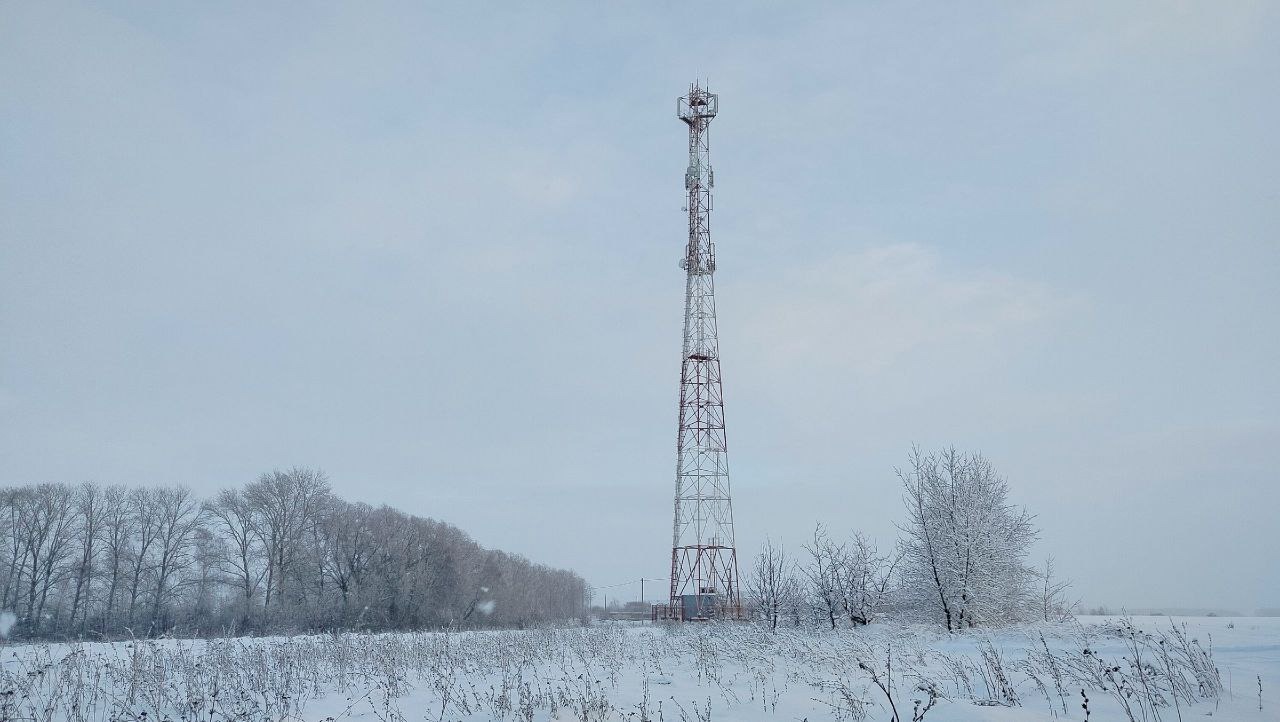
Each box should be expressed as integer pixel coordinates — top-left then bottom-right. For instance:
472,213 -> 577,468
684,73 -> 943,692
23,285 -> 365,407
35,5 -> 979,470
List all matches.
666,83 -> 742,621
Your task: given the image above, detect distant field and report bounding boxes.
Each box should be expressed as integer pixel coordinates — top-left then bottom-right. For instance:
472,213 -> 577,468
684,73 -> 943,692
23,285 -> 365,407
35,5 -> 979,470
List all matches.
2,616 -> 1276,721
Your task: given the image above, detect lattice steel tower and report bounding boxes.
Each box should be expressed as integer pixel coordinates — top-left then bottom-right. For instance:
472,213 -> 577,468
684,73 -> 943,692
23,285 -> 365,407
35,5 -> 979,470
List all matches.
666,83 -> 742,620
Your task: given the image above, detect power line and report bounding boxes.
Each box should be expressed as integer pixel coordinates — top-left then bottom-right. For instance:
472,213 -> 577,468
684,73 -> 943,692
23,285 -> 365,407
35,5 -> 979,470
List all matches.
589,577 -> 666,591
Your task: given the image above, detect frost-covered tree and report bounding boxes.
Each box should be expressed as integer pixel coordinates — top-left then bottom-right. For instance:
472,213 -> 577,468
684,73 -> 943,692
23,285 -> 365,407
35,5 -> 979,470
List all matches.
896,447 -> 1038,631
833,532 -> 899,627
802,524 -> 843,629
746,537 -> 800,630
801,525 -> 898,628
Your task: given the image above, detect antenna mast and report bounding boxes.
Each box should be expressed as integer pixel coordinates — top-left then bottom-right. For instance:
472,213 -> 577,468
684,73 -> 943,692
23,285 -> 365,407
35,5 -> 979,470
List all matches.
664,82 -> 742,621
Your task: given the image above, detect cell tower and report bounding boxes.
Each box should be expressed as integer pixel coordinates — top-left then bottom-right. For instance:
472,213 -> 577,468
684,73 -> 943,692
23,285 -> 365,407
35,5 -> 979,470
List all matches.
664,83 -> 742,621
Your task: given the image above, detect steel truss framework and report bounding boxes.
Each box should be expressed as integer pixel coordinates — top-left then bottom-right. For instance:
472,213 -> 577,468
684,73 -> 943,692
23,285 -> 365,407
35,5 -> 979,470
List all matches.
665,83 -> 742,621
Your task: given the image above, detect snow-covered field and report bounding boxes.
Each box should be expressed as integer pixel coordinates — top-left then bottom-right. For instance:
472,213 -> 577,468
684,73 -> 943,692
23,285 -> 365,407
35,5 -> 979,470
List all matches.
1,616 -> 1275,721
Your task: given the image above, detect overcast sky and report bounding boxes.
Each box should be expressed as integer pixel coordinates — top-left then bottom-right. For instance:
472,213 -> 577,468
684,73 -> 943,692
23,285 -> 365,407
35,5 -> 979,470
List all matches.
2,2 -> 1276,613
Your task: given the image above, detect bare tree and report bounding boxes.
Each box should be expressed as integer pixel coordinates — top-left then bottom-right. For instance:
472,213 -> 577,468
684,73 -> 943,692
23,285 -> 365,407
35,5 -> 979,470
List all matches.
321,501 -> 374,625
205,488 -> 265,628
298,491 -> 337,615
189,526 -> 222,626
834,533 -> 899,627
802,524 -> 844,630
1038,556 -> 1076,622
96,485 -> 131,631
67,482 -> 104,633
148,486 -> 204,630
124,487 -> 162,628
746,537 -> 799,631
244,467 -> 331,616
369,506 -> 425,627
15,484 -> 77,633
1,487 -> 25,612
799,526 -> 899,629
897,447 -> 1038,631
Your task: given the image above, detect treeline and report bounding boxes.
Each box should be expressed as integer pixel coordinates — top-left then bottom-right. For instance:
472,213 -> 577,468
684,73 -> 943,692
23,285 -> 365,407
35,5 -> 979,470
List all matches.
748,447 -> 1075,632
0,468 -> 586,640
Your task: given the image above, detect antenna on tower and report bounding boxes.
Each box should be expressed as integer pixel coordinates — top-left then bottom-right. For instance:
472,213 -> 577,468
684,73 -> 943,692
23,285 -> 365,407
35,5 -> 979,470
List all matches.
656,82 -> 743,622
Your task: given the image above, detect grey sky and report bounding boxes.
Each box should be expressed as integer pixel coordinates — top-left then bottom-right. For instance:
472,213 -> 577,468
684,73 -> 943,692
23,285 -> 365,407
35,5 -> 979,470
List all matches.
2,2 -> 1277,612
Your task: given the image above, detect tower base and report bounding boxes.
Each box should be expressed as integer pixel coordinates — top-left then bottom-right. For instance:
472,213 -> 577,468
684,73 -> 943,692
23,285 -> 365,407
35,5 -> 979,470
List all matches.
651,596 -> 744,622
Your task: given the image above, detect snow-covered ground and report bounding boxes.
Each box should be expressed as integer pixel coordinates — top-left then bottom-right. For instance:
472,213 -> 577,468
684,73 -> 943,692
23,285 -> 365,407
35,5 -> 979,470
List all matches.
1,616 -> 1276,721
